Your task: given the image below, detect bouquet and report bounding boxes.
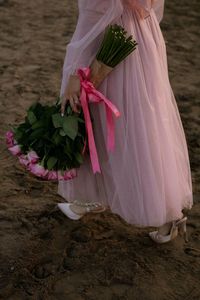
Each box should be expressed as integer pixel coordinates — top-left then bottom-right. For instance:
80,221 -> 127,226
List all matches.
6,100 -> 87,180
6,24 -> 137,181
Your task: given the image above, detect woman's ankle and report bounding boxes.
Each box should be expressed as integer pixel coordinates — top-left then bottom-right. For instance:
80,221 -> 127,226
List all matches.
158,212 -> 185,235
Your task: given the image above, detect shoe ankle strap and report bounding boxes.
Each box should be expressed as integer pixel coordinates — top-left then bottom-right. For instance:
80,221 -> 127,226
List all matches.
73,200 -> 104,208
175,216 -> 187,226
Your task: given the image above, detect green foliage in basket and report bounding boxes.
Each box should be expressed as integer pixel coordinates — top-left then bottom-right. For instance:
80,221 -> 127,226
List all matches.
12,98 -> 87,171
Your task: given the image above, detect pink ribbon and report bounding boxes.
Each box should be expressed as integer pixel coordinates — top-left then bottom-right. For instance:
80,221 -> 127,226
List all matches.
77,67 -> 120,174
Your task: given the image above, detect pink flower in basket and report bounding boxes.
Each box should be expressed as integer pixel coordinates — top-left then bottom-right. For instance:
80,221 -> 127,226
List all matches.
5,131 -> 15,147
28,163 -> 48,178
27,151 -> 39,164
63,169 -> 77,180
18,154 -> 29,167
47,171 -> 58,181
56,169 -> 77,181
8,144 -> 22,156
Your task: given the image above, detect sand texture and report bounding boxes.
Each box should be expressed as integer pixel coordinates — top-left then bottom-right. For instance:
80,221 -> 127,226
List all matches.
0,0 -> 200,299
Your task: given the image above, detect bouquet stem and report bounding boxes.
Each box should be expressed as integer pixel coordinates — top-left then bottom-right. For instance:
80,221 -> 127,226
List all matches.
89,59 -> 113,88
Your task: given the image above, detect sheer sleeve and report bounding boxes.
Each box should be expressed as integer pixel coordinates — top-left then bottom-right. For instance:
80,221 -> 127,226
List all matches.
152,0 -> 165,23
60,0 -> 124,96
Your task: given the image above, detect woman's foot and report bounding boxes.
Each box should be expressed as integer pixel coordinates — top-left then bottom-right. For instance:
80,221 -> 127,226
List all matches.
68,203 -> 88,215
157,221 -> 173,235
69,202 -> 106,215
149,213 -> 187,244
57,203 -> 84,220
57,201 -> 106,220
157,213 -> 184,235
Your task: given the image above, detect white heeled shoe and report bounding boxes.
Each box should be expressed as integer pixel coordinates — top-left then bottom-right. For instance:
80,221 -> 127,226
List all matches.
57,202 -> 106,220
149,216 -> 188,244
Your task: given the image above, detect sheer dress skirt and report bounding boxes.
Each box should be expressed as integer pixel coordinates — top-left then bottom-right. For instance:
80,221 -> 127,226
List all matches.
58,0 -> 193,227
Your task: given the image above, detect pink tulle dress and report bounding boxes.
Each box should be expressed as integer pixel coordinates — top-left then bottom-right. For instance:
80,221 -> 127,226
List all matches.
58,0 -> 193,227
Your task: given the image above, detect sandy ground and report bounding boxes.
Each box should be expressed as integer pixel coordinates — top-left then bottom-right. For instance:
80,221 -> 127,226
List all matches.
0,0 -> 200,299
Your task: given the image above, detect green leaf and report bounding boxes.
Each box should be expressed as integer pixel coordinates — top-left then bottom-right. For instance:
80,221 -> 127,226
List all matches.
27,111 -> 37,125
67,105 -> 72,115
29,128 -> 45,140
31,120 -> 44,130
53,131 -> 63,145
74,152 -> 84,164
59,129 -> 67,136
52,113 -> 64,128
29,139 -> 38,147
62,116 -> 78,140
63,139 -> 73,160
14,130 -> 23,141
77,117 -> 85,124
65,151 -> 73,160
47,156 -> 58,170
64,143 -> 71,154
74,137 -> 85,152
29,102 -> 42,112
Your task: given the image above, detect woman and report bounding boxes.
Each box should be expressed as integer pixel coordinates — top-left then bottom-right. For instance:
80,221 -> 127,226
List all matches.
57,0 -> 193,243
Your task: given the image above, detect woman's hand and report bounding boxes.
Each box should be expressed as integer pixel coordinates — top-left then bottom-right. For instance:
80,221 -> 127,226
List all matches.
60,60 -> 113,116
61,74 -> 81,116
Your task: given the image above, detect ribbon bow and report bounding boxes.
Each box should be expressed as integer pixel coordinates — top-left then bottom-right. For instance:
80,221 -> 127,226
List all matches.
77,67 -> 120,174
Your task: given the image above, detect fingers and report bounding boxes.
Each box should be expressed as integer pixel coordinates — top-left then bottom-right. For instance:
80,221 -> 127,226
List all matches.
73,94 -> 80,104
69,94 -> 81,113
61,94 -> 81,116
61,97 -> 68,116
68,95 -> 78,114
61,75 -> 81,116
69,96 -> 75,112
73,94 -> 81,113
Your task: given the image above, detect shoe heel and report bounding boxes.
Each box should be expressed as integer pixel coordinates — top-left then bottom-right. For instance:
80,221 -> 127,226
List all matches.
171,224 -> 178,240
177,220 -> 188,242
